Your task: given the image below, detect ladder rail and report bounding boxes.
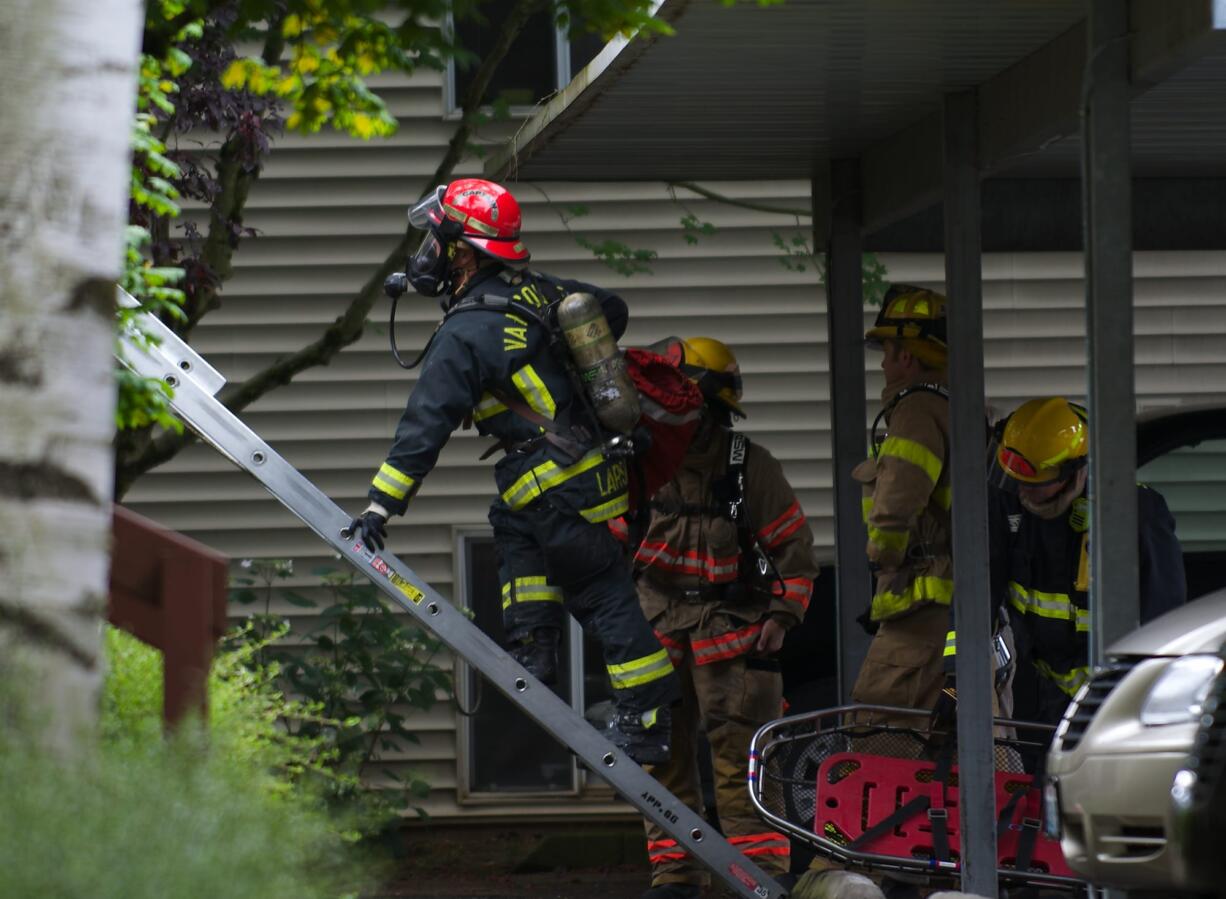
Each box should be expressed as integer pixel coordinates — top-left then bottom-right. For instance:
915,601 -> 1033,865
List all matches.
117,296 -> 786,899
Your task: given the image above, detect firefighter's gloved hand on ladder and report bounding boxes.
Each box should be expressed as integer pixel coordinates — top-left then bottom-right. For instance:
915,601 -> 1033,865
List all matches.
348,506 -> 389,550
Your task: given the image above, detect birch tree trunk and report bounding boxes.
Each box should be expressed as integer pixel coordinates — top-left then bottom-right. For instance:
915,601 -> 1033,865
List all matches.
0,0 -> 141,750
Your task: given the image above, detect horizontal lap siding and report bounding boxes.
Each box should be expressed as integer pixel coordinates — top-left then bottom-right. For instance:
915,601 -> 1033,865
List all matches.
122,68 -> 1226,819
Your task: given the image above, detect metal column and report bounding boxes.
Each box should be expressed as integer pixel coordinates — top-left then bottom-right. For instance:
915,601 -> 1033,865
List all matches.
821,160 -> 872,701
943,90 -> 997,899
1084,0 -> 1138,661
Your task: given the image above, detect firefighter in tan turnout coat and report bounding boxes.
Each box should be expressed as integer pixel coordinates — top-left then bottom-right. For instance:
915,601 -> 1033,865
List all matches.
850,286 -> 954,722
611,337 -> 818,899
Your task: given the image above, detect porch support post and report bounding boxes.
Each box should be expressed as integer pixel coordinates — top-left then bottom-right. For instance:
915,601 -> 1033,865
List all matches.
822,159 -> 872,701
943,88 -> 998,899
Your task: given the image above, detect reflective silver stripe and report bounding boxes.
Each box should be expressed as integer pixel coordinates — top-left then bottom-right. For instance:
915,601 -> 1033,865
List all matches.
607,649 -> 673,689
580,492 -> 629,523
500,446 -> 605,510
1008,582 -> 1088,630
511,364 -> 556,420
473,392 -> 508,422
501,576 -> 563,610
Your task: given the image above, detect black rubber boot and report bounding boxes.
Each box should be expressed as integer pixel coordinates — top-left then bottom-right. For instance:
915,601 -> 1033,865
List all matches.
509,627 -> 560,686
606,704 -> 672,765
640,882 -> 701,899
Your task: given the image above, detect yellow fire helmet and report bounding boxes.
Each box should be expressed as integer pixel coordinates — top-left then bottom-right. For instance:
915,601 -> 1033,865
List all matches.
863,284 -> 948,369
678,336 -> 745,418
992,397 -> 1089,487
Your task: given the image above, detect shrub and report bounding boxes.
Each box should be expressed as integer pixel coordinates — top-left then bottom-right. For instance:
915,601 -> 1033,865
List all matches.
0,627 -> 377,899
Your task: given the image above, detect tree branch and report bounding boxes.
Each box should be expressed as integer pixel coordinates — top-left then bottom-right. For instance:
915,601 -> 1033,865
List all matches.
114,0 -> 544,497
667,181 -> 812,218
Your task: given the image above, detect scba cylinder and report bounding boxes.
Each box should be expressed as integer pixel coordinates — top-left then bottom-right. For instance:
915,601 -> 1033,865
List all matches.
556,292 -> 641,434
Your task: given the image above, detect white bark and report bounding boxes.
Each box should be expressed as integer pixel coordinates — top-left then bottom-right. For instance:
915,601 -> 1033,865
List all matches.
0,0 -> 142,750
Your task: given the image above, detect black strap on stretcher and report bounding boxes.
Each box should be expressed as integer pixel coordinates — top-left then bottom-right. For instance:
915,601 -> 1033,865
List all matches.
847,742 -> 955,863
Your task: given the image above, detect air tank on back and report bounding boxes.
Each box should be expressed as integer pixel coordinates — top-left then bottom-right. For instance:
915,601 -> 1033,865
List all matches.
556,292 -> 641,434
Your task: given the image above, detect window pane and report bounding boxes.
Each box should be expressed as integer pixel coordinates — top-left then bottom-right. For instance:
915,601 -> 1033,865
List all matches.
461,535 -> 576,794
454,0 -> 557,108
1138,437 -> 1226,599
569,30 -> 606,79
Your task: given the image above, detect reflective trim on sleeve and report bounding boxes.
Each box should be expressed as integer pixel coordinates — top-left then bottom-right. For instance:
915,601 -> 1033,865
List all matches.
500,446 -> 606,510
1034,659 -> 1092,697
878,435 -> 942,484
861,497 -> 874,523
692,623 -> 763,665
372,462 -> 417,501
607,516 -> 630,543
472,392 -> 509,423
580,492 -> 629,523
607,648 -> 674,690
500,575 -> 563,610
1008,582 -> 1089,631
867,524 -> 910,554
870,574 -> 954,621
779,577 -> 812,612
758,500 -> 806,550
933,485 -> 952,510
511,363 -> 556,420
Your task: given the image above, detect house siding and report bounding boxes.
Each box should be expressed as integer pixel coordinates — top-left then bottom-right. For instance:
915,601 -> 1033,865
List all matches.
122,70 -> 1226,821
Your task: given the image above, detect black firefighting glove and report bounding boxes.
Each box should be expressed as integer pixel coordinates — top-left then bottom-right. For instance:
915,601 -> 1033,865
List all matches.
931,674 -> 958,733
348,509 -> 388,551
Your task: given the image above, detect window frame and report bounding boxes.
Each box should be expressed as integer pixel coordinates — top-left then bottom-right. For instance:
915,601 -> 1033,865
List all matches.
442,11 -> 577,120
452,525 -> 591,804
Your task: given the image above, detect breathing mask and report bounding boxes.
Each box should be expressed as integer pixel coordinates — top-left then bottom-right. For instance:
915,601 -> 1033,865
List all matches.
406,187 -> 464,297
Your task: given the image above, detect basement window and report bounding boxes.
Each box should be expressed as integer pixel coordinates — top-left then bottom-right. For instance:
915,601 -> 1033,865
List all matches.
455,530 -> 613,801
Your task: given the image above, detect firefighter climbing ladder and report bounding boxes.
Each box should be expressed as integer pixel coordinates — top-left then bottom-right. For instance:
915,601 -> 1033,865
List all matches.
117,294 -> 786,899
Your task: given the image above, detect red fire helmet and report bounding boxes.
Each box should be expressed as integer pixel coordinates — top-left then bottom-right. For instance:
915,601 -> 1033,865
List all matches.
411,178 -> 530,263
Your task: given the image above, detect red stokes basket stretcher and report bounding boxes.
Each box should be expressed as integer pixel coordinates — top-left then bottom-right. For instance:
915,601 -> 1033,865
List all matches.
747,704 -> 1087,892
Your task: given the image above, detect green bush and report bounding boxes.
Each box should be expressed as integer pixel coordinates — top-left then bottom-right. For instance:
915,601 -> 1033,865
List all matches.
0,627 -> 377,899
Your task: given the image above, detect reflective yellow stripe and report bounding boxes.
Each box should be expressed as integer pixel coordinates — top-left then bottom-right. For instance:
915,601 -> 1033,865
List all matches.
473,392 -> 508,422
871,575 -> 954,620
867,524 -> 909,553
933,485 -> 952,510
501,576 -> 563,610
581,492 -> 629,524
501,446 -> 606,510
372,462 -> 416,500
608,648 -> 673,690
861,497 -> 874,524
511,364 -> 556,420
878,436 -> 942,484
943,630 -> 957,658
1034,659 -> 1092,697
1008,582 -> 1089,631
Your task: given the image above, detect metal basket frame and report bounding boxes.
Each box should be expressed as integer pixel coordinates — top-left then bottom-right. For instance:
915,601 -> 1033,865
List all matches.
748,704 -> 1088,891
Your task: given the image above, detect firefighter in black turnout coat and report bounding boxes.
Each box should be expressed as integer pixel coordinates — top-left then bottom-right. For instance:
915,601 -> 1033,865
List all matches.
349,178 -> 678,763
988,396 -> 1186,725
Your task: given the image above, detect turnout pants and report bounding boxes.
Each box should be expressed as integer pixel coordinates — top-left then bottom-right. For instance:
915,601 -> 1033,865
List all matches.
642,637 -> 790,887
492,498 -> 678,714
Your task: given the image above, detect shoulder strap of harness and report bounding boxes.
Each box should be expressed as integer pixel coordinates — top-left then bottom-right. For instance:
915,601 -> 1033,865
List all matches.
870,382 -> 949,459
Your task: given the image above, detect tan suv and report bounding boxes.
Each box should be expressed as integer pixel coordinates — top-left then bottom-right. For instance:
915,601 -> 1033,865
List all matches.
1046,587 -> 1226,893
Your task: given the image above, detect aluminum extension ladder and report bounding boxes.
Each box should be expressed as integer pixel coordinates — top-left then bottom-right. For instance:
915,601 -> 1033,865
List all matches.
117,292 -> 786,899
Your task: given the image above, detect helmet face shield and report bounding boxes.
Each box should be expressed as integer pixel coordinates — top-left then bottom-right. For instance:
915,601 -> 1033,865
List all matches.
409,186 -> 446,230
